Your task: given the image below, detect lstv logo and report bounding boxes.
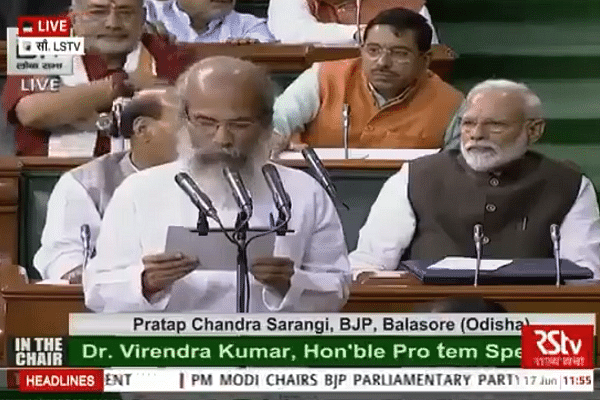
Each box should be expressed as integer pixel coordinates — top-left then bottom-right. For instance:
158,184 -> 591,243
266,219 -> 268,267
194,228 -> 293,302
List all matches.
521,325 -> 594,369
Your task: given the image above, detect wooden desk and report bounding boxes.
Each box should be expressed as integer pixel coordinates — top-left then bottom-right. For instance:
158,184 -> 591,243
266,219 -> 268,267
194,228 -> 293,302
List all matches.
159,43 -> 455,82
2,274 -> 600,366
0,40 -> 6,76
0,40 -> 455,80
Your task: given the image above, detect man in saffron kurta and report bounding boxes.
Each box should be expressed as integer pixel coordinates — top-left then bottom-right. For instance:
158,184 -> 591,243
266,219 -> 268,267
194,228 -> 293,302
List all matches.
272,7 -> 463,151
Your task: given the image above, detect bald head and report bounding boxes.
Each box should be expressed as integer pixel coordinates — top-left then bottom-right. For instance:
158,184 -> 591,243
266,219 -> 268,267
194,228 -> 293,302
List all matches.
121,87 -> 177,138
177,56 -> 276,125
122,87 -> 180,169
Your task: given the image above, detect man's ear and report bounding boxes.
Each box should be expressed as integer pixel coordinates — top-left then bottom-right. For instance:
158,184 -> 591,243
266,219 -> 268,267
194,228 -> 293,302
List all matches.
422,49 -> 433,70
527,119 -> 545,145
132,116 -> 154,142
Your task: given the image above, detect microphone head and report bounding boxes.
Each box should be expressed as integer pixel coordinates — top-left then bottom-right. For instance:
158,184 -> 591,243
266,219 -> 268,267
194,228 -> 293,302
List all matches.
175,172 -> 218,219
262,164 -> 292,211
223,167 -> 253,217
473,224 -> 483,241
550,224 -> 560,241
80,224 -> 90,244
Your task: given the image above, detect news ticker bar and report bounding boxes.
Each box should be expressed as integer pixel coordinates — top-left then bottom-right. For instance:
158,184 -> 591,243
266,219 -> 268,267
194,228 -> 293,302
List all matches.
4,368 -> 594,393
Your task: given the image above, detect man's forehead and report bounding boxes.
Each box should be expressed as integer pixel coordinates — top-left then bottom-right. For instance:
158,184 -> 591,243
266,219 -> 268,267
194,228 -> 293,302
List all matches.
465,90 -> 525,115
365,25 -> 417,46
85,0 -> 141,7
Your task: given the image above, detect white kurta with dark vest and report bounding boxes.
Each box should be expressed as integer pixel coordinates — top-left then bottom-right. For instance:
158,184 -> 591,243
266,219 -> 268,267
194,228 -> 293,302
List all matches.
350,150 -> 600,278
34,151 -> 137,279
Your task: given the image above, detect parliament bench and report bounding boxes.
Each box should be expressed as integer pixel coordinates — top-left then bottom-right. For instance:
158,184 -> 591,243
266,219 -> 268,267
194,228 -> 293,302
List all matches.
3,267 -> 600,367
0,157 -> 401,278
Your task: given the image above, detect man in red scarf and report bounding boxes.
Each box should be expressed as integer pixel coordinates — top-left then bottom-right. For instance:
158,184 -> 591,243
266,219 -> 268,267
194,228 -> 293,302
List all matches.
1,0 -> 171,157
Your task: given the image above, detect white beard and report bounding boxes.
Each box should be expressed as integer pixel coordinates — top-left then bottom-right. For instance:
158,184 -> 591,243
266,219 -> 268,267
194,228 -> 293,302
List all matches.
176,127 -> 272,211
461,132 -> 529,172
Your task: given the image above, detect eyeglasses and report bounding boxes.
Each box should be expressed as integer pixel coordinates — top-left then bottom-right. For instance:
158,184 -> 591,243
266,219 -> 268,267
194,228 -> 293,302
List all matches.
362,44 -> 415,63
184,107 -> 260,135
460,118 -> 540,134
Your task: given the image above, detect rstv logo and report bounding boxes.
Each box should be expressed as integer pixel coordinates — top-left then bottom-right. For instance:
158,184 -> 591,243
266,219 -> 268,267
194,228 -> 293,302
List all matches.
521,325 -> 594,369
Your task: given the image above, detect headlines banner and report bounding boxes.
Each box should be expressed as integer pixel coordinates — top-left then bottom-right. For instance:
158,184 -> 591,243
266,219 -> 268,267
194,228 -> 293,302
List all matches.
13,368 -> 596,392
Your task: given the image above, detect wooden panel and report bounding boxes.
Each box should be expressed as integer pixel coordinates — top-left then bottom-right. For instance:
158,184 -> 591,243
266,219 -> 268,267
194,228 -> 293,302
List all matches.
18,157 -> 405,171
0,158 -> 20,265
0,40 -> 6,76
160,43 -> 455,82
3,280 -> 600,365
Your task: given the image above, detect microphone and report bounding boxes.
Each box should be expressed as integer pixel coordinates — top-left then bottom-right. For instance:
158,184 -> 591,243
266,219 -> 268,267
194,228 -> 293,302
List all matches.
342,104 -> 350,159
223,167 -> 253,219
551,224 -> 561,287
175,172 -> 219,220
355,0 -> 362,44
80,224 -> 91,270
262,164 -> 292,215
301,147 -> 348,209
473,224 -> 484,287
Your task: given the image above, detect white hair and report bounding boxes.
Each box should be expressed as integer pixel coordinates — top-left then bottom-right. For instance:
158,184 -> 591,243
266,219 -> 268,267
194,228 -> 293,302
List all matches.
466,79 -> 543,119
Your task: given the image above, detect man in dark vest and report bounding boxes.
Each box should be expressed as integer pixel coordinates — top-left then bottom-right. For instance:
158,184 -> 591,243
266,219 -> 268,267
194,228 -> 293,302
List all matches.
34,87 -> 180,282
350,79 -> 600,279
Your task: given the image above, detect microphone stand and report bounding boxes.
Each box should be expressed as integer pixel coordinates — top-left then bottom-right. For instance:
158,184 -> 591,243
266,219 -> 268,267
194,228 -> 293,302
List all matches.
189,212 -> 294,313
81,224 -> 91,271
551,224 -> 561,287
473,225 -> 484,287
233,211 -> 250,313
342,104 -> 350,160
196,211 -> 209,236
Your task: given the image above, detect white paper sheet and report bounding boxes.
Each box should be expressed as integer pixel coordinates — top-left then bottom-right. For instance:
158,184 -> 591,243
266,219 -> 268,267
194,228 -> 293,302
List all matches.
427,257 -> 513,271
36,279 -> 70,285
165,226 -> 276,271
276,148 -> 439,161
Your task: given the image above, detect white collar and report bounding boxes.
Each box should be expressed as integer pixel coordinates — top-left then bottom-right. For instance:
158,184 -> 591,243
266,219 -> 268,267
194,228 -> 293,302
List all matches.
61,42 -> 145,87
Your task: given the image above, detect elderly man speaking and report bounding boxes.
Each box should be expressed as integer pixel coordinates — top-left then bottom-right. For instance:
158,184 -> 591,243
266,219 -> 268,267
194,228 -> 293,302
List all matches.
351,79 -> 600,279
84,56 -> 350,313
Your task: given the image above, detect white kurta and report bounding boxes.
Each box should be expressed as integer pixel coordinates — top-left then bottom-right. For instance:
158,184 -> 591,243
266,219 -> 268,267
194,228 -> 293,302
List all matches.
267,0 -> 439,45
84,161 -> 351,313
350,163 -> 600,279
34,152 -> 138,279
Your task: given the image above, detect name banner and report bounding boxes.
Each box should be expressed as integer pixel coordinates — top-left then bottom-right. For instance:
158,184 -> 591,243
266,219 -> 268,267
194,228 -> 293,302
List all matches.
69,313 -> 596,336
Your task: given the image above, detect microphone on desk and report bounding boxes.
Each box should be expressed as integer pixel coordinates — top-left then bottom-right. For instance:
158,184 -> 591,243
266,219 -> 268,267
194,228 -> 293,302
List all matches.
175,172 -> 219,221
223,167 -> 253,220
473,224 -> 484,287
551,224 -> 561,287
262,164 -> 292,216
355,0 -> 362,44
342,104 -> 350,159
301,147 -> 349,210
80,224 -> 91,270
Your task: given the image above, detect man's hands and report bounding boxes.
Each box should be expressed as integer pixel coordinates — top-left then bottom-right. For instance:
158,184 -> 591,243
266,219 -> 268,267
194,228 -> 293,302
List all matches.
225,38 -> 260,45
270,131 -> 308,157
251,257 -> 295,297
141,253 -> 199,300
61,265 -> 83,284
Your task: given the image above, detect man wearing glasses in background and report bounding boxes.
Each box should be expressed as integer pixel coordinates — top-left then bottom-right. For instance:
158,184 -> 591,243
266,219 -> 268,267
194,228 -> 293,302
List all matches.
271,7 -> 464,153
